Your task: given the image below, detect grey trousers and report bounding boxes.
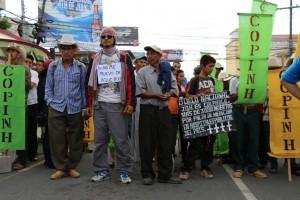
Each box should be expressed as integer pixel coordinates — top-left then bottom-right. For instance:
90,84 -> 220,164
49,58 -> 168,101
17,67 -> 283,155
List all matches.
93,102 -> 132,172
48,107 -> 83,171
131,98 -> 141,162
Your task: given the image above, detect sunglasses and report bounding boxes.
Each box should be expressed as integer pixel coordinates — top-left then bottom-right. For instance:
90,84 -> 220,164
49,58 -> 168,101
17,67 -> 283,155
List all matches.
101,35 -> 113,39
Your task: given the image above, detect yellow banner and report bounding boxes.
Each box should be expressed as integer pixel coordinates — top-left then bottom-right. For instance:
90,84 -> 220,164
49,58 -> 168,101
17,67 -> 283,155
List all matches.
294,33 -> 300,59
268,68 -> 300,158
83,114 -> 94,143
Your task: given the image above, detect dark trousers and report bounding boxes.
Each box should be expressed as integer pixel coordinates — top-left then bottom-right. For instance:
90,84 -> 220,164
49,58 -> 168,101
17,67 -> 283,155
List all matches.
231,106 -> 260,173
42,125 -> 54,168
171,114 -> 188,163
27,104 -> 38,160
259,121 -> 278,169
48,107 -> 83,171
15,107 -> 28,165
181,135 -> 216,172
139,105 -> 173,180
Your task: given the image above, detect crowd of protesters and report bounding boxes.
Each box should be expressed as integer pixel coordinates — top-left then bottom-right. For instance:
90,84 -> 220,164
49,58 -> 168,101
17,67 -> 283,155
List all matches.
3,27 -> 300,185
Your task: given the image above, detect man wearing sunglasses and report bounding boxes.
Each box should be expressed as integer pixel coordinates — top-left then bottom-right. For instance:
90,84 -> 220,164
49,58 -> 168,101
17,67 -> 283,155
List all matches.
88,27 -> 135,184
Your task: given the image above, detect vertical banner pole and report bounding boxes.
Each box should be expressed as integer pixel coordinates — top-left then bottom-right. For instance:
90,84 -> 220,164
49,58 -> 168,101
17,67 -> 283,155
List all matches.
288,158 -> 292,182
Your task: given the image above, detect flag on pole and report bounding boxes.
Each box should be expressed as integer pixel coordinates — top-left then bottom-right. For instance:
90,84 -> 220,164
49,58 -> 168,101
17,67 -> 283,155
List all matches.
237,13 -> 273,103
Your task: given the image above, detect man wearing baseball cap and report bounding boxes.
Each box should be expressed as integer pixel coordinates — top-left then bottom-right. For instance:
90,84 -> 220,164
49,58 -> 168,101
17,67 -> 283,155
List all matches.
136,45 -> 182,185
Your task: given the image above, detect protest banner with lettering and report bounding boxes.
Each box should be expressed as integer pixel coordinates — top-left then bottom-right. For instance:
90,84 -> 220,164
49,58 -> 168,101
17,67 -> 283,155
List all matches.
251,0 -> 277,23
294,33 -> 300,59
96,63 -> 122,84
268,68 -> 300,158
83,112 -> 94,143
238,13 -> 273,104
0,65 -> 25,150
179,91 -> 235,139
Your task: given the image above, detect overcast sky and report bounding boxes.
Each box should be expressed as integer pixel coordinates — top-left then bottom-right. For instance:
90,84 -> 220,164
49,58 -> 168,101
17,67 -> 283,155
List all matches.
5,0 -> 300,78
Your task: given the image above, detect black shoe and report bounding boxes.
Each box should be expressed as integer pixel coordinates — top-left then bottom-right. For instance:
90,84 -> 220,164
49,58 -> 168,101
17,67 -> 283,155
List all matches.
258,163 -> 266,170
143,177 -> 154,185
44,162 -> 54,169
29,157 -> 38,162
269,168 -> 278,174
109,162 -> 115,169
157,177 -> 182,184
292,169 -> 300,176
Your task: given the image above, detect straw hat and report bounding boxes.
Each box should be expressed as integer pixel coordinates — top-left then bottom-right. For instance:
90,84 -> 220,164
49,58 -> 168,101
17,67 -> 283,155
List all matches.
5,42 -> 26,59
144,45 -> 163,55
57,34 -> 78,48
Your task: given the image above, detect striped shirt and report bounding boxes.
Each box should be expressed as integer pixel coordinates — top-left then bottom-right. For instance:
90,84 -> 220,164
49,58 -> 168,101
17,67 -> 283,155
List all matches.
45,58 -> 87,114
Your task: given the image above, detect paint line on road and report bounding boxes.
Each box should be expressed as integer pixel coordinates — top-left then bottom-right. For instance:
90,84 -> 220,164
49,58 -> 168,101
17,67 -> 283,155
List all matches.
223,164 -> 258,200
0,160 -> 44,183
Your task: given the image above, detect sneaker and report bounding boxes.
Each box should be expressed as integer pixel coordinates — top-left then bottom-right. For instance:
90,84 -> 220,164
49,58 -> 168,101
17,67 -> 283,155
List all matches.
119,170 -> 132,184
200,169 -> 214,179
250,170 -> 268,179
179,171 -> 190,180
91,170 -> 110,182
233,170 -> 243,178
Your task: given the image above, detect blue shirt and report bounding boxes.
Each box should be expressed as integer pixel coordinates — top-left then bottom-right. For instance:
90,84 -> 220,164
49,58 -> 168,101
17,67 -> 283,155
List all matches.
282,57 -> 300,84
45,58 -> 87,114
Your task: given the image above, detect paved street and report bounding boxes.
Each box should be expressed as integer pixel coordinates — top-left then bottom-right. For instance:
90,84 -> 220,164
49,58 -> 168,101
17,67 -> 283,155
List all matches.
1,150 -> 300,200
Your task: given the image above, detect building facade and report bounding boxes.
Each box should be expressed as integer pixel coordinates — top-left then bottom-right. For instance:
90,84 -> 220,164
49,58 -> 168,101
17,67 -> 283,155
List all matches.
226,29 -> 297,76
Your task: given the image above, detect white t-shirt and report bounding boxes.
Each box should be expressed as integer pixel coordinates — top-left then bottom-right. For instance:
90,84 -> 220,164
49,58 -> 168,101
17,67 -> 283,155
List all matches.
27,69 -> 39,105
97,53 -> 121,103
229,76 -> 239,104
229,76 -> 239,95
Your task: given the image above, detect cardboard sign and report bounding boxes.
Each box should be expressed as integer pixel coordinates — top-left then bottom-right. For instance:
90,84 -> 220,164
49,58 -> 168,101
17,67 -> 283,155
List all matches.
179,91 -> 235,139
96,62 -> 121,84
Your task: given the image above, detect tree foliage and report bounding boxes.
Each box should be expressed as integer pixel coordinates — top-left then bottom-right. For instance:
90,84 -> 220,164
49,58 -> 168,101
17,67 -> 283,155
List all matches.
0,16 -> 11,30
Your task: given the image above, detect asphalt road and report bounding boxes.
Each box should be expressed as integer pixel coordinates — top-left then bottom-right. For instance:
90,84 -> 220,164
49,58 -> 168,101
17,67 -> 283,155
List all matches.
1,151 -> 300,200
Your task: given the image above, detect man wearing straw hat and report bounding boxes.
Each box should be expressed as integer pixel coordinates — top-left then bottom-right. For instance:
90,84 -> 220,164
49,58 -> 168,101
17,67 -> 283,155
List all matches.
45,35 -> 87,180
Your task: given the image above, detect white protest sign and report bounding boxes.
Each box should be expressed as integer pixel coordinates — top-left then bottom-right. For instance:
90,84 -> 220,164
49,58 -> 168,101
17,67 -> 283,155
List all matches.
96,62 -> 122,84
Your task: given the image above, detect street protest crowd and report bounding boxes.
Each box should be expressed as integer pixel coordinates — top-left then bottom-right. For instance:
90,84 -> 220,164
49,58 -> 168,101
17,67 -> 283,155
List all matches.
2,27 -> 300,185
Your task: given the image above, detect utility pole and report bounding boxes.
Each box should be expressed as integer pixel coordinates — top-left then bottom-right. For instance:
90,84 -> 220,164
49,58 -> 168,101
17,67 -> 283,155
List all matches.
18,0 -> 25,37
278,0 -> 300,56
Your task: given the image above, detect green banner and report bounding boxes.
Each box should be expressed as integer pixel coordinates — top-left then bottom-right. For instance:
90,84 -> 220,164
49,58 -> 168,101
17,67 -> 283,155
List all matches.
252,0 -> 277,21
0,65 -> 25,150
237,13 -> 273,104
